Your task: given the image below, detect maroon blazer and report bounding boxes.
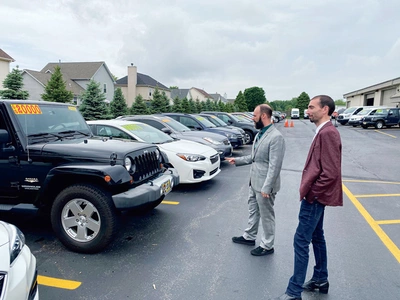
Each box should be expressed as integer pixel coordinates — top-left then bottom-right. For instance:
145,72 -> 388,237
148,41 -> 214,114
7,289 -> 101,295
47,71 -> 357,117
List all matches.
299,122 -> 343,206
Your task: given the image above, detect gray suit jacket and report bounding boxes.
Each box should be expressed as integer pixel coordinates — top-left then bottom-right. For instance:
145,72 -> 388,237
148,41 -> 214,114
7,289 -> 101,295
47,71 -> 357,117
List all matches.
235,125 -> 285,194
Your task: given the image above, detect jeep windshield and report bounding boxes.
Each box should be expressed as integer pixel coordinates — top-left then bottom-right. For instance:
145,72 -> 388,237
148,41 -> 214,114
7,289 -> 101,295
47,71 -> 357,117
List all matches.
10,103 -> 92,141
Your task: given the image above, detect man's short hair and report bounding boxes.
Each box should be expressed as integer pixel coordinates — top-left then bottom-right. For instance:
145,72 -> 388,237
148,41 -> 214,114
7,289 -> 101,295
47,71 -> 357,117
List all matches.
312,95 -> 335,116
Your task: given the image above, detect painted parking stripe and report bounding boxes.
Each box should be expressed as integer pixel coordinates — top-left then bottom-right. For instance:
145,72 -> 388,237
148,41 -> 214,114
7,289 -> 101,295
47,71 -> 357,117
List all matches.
374,130 -> 397,138
342,183 -> 400,263
343,179 -> 400,185
354,193 -> 400,198
38,275 -> 81,290
376,220 -> 400,225
161,200 -> 179,205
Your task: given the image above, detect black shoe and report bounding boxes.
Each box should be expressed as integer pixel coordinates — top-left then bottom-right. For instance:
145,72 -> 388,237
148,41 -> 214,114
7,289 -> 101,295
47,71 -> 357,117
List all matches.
250,246 -> 274,256
232,236 -> 255,246
269,293 -> 302,300
302,279 -> 329,294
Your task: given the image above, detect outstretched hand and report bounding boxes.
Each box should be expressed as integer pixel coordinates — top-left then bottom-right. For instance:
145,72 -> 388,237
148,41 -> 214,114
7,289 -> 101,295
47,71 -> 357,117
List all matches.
225,157 -> 235,165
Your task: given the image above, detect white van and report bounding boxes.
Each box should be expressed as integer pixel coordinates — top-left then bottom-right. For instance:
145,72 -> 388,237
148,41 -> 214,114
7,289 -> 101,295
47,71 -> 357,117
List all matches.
291,108 -> 300,119
304,109 -> 309,119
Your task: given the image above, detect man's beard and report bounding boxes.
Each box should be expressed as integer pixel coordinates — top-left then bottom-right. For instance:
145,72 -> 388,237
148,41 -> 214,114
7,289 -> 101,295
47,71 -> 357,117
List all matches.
255,118 -> 264,129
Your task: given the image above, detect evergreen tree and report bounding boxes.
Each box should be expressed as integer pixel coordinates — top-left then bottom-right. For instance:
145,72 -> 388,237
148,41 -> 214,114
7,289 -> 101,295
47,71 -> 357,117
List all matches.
150,87 -> 168,113
188,99 -> 196,113
204,98 -> 214,111
0,66 -> 29,99
110,87 -> 128,118
225,102 -> 235,112
195,99 -> 202,113
218,100 -> 226,112
296,92 -> 310,118
79,80 -> 111,120
161,91 -> 171,112
130,94 -> 150,115
172,97 -> 183,112
181,97 -> 191,113
234,91 -> 248,111
41,66 -> 74,103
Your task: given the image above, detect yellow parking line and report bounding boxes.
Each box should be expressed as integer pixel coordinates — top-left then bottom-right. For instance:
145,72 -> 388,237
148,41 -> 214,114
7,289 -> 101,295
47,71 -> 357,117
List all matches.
354,193 -> 400,198
342,184 -> 400,263
374,130 -> 397,138
342,179 -> 400,185
161,200 -> 180,205
37,275 -> 81,290
376,220 -> 400,225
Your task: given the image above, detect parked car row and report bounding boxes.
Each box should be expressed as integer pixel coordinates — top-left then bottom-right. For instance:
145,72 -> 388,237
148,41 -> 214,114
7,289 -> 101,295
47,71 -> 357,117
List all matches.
338,105 -> 400,129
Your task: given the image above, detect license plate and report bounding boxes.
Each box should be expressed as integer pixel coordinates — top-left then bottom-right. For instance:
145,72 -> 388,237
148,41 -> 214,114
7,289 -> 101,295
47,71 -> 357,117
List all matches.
161,179 -> 172,194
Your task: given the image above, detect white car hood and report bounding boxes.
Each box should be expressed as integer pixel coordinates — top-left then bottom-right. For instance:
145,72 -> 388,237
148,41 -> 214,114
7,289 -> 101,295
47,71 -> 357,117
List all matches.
158,139 -> 217,156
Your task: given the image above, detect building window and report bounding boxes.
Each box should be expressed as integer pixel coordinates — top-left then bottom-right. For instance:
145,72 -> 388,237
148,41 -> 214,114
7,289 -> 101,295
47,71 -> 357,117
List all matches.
103,83 -> 107,93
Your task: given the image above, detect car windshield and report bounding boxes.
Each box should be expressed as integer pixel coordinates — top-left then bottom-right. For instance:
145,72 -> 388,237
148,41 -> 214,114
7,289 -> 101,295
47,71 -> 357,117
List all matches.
121,123 -> 174,144
235,115 -> 251,122
10,103 -> 91,137
358,109 -> 373,116
206,115 -> 227,126
194,115 -> 216,128
343,107 -> 358,114
160,117 -> 192,132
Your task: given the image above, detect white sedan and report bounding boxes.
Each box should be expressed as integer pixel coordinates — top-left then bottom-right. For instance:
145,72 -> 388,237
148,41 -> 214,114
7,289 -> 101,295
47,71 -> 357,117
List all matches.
0,221 -> 39,300
87,120 -> 221,184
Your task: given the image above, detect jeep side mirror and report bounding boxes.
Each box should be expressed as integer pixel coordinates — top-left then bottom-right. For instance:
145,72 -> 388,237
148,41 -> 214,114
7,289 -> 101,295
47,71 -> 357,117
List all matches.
0,129 -> 15,152
161,128 -> 172,135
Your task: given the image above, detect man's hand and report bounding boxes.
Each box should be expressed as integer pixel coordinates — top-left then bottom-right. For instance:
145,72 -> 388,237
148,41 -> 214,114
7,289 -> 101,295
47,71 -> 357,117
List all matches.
261,192 -> 270,198
225,157 -> 235,165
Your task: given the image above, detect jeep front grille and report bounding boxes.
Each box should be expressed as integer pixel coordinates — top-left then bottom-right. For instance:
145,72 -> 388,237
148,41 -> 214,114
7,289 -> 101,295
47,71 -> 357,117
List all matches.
131,151 -> 161,182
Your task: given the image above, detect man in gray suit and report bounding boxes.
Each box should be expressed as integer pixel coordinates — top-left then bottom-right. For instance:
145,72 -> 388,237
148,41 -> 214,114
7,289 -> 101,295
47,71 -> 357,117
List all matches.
226,104 -> 286,256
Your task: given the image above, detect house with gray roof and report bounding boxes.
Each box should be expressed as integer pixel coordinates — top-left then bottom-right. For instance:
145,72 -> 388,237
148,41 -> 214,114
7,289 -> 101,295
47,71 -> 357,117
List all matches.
170,87 -> 214,102
22,61 -> 115,104
0,49 -> 15,90
115,65 -> 171,107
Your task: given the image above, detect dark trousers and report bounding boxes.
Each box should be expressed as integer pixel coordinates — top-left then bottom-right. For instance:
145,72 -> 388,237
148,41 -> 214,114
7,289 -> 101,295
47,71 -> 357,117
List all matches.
286,200 -> 327,297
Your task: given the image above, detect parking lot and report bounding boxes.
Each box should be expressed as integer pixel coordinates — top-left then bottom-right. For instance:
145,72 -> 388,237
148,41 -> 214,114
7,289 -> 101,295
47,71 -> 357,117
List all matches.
2,119 -> 399,299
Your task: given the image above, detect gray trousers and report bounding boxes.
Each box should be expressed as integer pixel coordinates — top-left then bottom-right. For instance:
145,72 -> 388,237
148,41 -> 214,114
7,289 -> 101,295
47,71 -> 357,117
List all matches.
242,185 -> 276,250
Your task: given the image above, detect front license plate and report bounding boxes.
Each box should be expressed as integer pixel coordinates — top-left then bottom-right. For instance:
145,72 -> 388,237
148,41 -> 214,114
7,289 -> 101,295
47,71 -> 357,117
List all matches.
161,179 -> 172,195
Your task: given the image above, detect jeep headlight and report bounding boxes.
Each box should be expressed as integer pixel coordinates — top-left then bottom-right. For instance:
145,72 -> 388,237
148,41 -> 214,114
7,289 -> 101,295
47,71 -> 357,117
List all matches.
225,133 -> 235,139
155,148 -> 161,161
203,137 -> 222,145
2,222 -> 25,265
177,153 -> 206,162
125,157 -> 132,171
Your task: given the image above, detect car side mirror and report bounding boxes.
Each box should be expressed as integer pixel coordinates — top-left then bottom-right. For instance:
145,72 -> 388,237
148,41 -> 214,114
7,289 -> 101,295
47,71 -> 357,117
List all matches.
0,129 -> 15,152
161,128 -> 172,135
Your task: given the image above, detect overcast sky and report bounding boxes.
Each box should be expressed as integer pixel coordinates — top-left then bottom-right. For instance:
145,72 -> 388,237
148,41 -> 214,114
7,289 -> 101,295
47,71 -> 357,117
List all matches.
2,0 -> 400,101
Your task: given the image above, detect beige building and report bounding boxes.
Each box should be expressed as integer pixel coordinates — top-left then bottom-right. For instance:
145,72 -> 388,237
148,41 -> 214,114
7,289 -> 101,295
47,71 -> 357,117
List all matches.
115,65 -> 171,107
0,49 -> 15,90
343,77 -> 400,108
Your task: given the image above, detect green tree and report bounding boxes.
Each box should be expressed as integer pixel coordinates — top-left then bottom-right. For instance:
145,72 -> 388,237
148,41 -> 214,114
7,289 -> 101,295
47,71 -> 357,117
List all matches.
188,99 -> 196,113
181,97 -> 191,113
169,86 -> 179,89
234,91 -> 248,111
172,97 -> 183,112
161,91 -> 171,112
296,92 -> 310,118
130,94 -> 150,115
41,66 -> 73,103
335,99 -> 346,106
225,102 -> 235,112
218,100 -> 226,112
79,80 -> 111,120
195,99 -> 202,113
110,87 -> 128,118
243,87 -> 267,111
0,66 -> 29,99
204,99 -> 214,111
150,87 -> 169,113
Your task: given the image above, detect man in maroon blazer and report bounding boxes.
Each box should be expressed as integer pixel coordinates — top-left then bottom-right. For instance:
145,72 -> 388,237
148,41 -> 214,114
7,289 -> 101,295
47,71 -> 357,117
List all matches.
271,95 -> 343,300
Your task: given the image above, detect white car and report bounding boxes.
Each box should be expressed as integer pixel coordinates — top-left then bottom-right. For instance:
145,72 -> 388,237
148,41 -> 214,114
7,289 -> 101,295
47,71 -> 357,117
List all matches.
87,120 -> 221,184
0,221 -> 39,300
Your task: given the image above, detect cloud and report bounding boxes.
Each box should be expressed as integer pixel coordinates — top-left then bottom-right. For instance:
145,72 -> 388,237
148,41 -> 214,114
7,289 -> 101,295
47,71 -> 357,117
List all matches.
2,0 -> 400,100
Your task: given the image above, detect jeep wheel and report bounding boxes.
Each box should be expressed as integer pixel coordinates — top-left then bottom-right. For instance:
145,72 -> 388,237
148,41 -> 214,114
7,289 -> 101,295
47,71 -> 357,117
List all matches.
375,121 -> 384,129
51,184 -> 117,253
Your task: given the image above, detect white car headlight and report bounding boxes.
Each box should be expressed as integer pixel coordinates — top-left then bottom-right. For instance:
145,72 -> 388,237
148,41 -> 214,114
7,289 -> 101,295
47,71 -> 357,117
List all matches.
177,153 -> 206,162
2,222 -> 26,265
202,137 -> 222,145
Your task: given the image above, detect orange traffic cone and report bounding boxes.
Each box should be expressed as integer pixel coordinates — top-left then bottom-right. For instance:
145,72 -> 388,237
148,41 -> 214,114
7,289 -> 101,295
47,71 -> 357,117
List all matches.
290,121 -> 294,127
284,119 -> 289,127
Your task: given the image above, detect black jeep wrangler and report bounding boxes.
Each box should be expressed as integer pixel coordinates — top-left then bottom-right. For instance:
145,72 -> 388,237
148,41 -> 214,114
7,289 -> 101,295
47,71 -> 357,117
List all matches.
361,107 -> 400,129
0,100 -> 179,253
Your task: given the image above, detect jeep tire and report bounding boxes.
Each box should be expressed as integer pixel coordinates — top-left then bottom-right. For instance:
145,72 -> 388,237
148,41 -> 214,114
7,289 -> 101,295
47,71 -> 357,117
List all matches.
51,184 -> 118,253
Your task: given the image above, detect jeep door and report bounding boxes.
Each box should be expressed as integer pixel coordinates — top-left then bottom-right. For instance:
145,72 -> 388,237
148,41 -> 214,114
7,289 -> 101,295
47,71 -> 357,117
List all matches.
387,109 -> 399,126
